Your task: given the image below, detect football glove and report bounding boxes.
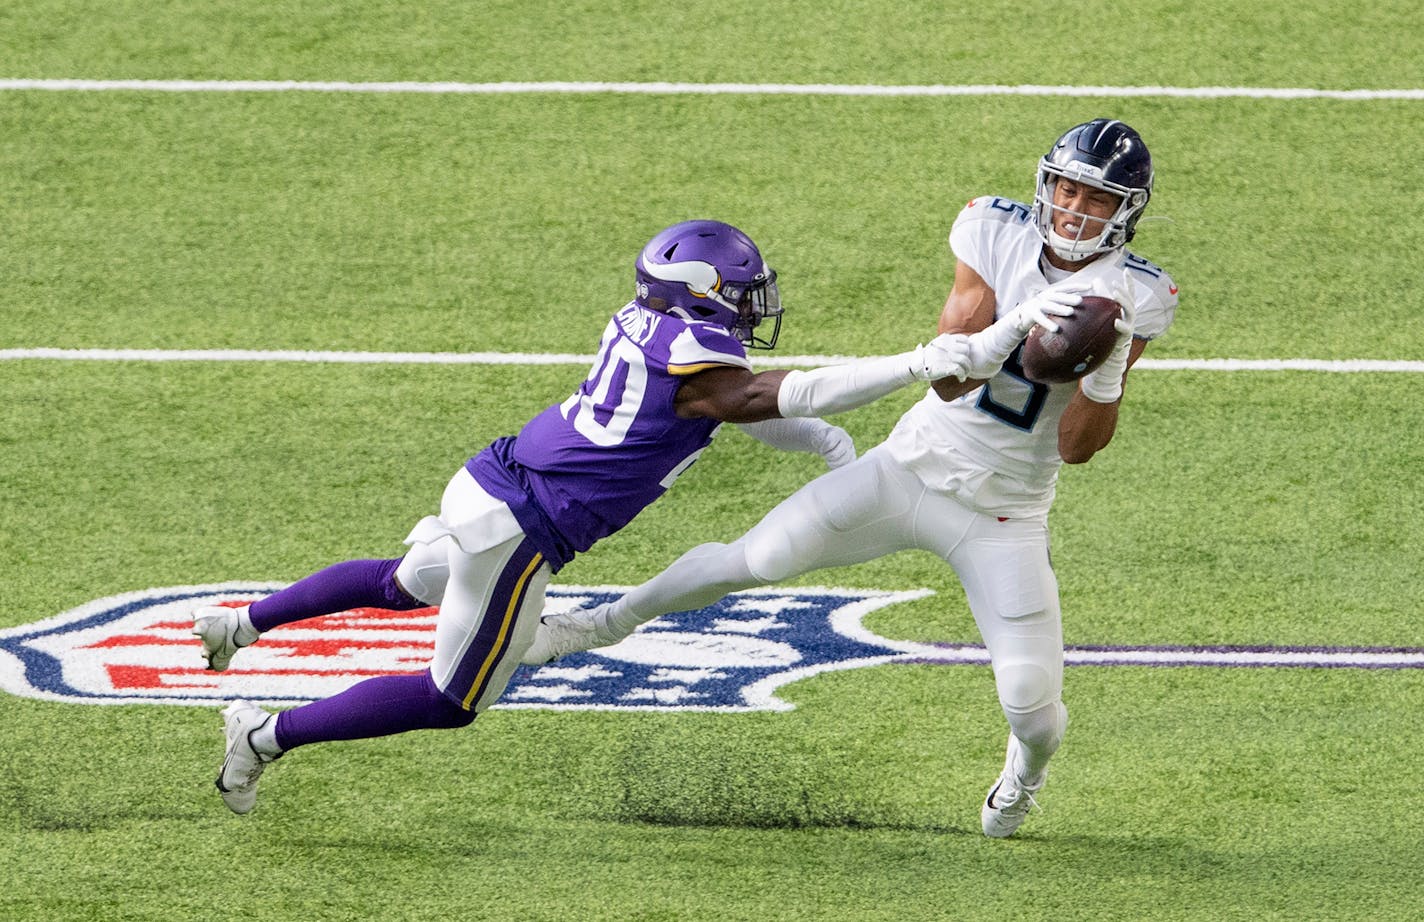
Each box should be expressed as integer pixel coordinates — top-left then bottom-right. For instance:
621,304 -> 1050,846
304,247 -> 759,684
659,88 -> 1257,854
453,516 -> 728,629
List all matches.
907,332 -> 972,382
964,283 -> 1086,379
1080,268 -> 1139,403
736,418 -> 857,469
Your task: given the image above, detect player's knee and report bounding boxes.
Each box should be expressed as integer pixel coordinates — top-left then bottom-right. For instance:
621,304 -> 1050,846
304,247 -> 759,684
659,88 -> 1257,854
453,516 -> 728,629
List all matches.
744,529 -> 818,584
994,662 -> 1059,716
426,672 -> 478,729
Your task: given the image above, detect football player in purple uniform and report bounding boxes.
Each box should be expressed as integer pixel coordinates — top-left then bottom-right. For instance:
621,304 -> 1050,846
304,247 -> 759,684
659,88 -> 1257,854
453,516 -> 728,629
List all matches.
524,121 -> 1179,838
195,219 -> 998,814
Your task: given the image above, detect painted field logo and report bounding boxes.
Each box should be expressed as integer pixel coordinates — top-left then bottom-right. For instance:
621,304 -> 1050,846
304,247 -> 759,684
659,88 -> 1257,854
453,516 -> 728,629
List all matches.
0,584 -> 934,711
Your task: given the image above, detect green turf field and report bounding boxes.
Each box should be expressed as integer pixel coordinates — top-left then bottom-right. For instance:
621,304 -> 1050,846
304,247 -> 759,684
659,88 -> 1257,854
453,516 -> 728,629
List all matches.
4,3 -> 1423,920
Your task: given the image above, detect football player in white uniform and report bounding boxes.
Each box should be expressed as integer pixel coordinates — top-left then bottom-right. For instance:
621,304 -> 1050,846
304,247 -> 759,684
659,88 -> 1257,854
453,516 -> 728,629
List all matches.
525,119 -> 1179,838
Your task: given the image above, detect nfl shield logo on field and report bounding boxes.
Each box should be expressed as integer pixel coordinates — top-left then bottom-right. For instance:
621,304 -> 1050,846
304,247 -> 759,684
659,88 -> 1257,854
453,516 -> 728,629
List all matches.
0,584 -> 936,711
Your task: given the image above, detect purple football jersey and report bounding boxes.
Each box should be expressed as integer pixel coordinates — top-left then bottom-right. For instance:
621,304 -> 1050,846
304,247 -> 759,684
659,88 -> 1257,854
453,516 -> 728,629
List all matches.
467,302 -> 751,571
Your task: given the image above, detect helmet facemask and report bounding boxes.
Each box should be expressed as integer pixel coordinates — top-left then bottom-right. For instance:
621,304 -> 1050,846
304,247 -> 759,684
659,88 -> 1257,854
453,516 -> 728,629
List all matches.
723,271 -> 782,350
1031,119 -> 1154,263
1033,163 -> 1149,262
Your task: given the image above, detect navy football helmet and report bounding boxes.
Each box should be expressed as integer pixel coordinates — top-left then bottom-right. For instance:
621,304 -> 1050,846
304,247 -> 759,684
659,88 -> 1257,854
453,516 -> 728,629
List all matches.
635,220 -> 782,349
1032,119 -> 1153,262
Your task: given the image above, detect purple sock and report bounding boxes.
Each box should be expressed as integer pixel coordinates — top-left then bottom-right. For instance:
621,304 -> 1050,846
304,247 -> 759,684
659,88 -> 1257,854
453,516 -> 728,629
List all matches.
249,557 -> 422,632
273,671 -> 474,751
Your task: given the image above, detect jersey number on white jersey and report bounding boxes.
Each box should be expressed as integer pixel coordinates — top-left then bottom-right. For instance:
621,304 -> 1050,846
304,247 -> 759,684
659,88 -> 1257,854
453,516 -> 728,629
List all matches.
976,344 -> 1050,432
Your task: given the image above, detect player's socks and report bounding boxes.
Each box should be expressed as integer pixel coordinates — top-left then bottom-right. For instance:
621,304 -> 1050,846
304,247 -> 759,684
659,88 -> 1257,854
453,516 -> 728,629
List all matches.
272,671 -> 473,750
249,557 -> 424,632
248,713 -> 282,757
599,599 -> 642,639
234,607 -> 260,646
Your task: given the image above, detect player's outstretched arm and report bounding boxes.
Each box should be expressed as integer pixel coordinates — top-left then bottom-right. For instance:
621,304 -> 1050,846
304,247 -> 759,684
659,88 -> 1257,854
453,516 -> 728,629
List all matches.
673,335 -> 972,424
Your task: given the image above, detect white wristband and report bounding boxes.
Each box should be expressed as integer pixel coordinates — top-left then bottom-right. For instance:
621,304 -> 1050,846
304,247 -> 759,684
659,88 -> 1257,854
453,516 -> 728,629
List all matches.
1080,344 -> 1130,403
963,314 -> 1029,379
1079,371 -> 1124,403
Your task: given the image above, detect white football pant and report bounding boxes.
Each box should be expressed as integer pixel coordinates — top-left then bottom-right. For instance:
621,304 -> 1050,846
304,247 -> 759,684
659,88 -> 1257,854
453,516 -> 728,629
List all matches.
611,445 -> 1068,778
396,468 -> 550,713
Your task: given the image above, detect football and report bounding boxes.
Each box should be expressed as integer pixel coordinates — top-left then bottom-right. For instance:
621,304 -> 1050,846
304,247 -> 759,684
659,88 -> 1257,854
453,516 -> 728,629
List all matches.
1020,294 -> 1123,384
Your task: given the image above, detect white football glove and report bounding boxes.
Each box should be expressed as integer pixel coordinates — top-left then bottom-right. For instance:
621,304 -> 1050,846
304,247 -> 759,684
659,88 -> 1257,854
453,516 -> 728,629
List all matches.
963,283 -> 1087,379
1005,283 -> 1085,335
906,332 -> 972,382
1080,268 -> 1139,403
816,424 -> 857,469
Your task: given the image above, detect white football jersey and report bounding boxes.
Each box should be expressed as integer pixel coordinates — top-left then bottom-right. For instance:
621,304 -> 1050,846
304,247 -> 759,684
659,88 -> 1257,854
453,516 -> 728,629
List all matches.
884,196 -> 1178,517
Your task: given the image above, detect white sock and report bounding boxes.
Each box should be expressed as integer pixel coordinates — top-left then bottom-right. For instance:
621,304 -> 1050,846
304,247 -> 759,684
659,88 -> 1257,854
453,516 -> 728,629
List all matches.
234,605 -> 260,647
249,714 -> 283,757
598,600 -> 642,640
1009,702 -> 1067,787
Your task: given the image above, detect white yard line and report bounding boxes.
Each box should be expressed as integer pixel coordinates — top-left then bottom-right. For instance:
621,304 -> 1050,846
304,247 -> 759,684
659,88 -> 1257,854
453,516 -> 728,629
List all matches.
1,347 -> 1421,372
2,78 -> 1422,100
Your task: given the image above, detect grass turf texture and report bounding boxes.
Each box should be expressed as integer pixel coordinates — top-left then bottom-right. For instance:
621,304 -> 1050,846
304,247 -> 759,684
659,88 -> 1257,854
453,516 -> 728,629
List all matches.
4,91 -> 1423,361
5,2 -> 1424,919
3,361 -> 1422,920
3,669 -> 1420,920
3,0 -> 1423,88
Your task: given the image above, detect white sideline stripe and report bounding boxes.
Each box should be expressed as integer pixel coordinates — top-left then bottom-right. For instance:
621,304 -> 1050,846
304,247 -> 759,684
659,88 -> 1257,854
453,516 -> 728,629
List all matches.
917,644 -> 1424,669
2,348 -> 1422,373
2,78 -> 1423,101
1063,648 -> 1424,669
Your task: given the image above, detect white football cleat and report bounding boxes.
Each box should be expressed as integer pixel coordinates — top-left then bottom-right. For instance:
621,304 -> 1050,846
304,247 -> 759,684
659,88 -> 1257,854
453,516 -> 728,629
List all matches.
981,736 -> 1046,839
520,604 -> 625,665
216,700 -> 280,815
192,605 -> 257,672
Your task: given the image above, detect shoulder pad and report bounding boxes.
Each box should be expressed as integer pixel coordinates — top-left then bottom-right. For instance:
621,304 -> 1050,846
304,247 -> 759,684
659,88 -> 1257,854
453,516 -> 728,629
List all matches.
1122,251 -> 1179,305
667,324 -> 752,375
953,196 -> 1033,229
1122,251 -> 1179,341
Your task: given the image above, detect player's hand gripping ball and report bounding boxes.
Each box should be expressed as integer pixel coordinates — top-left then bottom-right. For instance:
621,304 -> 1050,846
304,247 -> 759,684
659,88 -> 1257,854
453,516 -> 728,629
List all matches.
1020,295 -> 1124,384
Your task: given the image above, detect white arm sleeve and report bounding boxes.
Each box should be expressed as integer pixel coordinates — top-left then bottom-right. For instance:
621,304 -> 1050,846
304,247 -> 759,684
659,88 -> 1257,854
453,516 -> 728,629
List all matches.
737,418 -> 856,469
775,353 -> 918,418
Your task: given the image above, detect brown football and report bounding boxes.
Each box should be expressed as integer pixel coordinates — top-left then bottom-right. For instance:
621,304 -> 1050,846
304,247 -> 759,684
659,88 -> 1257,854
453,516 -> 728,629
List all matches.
1020,295 -> 1123,384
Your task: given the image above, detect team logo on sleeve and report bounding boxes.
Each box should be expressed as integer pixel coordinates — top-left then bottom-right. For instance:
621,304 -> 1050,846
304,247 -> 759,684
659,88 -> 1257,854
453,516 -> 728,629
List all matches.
0,584 -> 936,711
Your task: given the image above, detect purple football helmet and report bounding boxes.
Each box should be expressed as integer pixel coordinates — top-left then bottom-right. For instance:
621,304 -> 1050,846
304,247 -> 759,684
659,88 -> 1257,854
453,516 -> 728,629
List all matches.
634,220 -> 782,349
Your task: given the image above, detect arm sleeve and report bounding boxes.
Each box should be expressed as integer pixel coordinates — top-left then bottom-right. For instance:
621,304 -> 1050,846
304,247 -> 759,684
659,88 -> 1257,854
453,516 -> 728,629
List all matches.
737,418 -> 857,469
775,353 -> 919,418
